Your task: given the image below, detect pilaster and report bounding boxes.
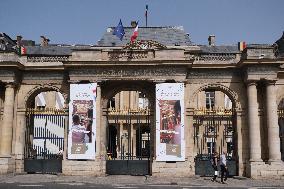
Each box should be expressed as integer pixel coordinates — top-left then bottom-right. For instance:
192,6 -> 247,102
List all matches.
14,108 -> 26,173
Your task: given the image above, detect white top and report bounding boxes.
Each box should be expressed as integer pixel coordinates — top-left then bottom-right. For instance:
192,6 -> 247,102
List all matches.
220,154 -> 226,166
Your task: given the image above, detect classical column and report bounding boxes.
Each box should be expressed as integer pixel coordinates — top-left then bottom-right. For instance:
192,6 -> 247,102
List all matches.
266,81 -> 281,161
95,83 -> 102,159
247,81 -> 262,161
0,84 -> 15,156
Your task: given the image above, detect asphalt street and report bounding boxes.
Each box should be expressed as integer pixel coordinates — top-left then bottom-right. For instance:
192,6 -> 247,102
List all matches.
0,182 -> 278,189
0,174 -> 283,189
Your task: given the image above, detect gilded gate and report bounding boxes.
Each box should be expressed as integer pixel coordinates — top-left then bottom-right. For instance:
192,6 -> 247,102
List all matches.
193,108 -> 237,176
24,108 -> 67,173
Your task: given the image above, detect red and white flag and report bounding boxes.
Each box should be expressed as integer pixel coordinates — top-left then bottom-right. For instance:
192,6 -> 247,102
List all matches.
130,23 -> 139,43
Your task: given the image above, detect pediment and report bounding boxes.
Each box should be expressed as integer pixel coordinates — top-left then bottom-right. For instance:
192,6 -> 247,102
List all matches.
123,40 -> 167,50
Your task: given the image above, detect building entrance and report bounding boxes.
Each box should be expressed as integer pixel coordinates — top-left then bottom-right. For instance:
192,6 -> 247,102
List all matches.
105,90 -> 152,175
106,108 -> 151,175
278,109 -> 284,161
193,108 -> 237,176
24,108 -> 67,173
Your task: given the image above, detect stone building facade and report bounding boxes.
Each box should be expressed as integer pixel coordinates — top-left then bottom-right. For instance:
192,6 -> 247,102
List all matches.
0,28 -> 284,179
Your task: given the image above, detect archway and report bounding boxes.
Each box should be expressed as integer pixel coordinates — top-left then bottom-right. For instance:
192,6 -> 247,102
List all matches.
24,86 -> 67,174
278,98 -> 284,161
102,81 -> 155,175
191,84 -> 238,176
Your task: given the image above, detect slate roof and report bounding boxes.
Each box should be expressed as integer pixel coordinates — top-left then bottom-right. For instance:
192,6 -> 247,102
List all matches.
25,46 -> 72,56
275,31 -> 284,57
199,45 -> 240,54
97,26 -> 192,46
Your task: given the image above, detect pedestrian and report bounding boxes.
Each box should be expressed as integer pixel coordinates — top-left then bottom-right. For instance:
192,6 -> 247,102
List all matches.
211,151 -> 218,182
220,151 -> 228,184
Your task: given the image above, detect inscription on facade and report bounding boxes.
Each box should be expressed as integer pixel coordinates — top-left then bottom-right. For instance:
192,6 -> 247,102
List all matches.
70,67 -> 187,80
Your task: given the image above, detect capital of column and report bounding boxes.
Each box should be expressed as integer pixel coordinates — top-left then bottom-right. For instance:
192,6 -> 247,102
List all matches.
96,81 -> 102,88
264,79 -> 277,86
4,82 -> 16,89
246,80 -> 258,87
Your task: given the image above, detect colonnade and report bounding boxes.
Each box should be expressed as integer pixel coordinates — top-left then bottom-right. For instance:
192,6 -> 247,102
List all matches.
247,80 -> 282,163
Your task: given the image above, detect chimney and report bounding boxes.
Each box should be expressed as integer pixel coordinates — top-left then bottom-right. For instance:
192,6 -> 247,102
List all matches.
16,35 -> 22,47
40,36 -> 50,46
131,21 -> 137,28
208,35 -> 215,46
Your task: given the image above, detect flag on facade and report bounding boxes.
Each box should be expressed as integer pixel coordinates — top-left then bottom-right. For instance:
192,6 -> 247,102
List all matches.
113,19 -> 125,41
19,46 -> 26,55
238,41 -> 246,51
130,22 -> 139,43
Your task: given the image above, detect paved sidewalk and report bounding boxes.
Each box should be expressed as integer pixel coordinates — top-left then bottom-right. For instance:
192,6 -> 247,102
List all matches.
0,174 -> 283,188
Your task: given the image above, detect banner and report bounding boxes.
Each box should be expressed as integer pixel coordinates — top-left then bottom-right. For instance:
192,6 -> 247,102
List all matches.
156,83 -> 185,161
68,83 -> 97,159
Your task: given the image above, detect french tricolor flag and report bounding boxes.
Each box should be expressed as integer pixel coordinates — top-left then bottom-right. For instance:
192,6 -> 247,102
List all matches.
130,22 -> 139,43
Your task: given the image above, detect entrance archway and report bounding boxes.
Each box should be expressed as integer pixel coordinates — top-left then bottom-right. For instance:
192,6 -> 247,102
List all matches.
278,98 -> 284,161
102,81 -> 155,175
24,87 -> 67,174
191,86 -> 238,176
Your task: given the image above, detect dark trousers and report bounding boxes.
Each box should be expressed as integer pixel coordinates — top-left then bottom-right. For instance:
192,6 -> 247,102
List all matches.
220,165 -> 228,182
212,165 -> 218,181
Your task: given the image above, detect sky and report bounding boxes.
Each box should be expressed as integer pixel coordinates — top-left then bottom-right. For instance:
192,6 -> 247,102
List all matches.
1,0 -> 284,46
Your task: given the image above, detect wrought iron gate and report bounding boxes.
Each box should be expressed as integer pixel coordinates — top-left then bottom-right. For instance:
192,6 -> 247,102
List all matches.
106,108 -> 151,175
193,108 -> 237,176
278,110 -> 284,161
24,108 -> 67,174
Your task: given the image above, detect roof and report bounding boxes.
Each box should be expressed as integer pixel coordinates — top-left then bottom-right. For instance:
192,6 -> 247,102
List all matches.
199,45 -> 240,54
275,31 -> 284,57
97,26 -> 192,46
25,46 -> 72,56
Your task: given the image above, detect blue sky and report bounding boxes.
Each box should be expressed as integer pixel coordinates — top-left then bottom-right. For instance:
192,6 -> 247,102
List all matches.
1,0 -> 283,45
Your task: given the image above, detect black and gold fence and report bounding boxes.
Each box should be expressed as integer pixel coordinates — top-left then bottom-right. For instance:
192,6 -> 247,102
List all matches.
106,108 -> 151,175
25,108 -> 68,159
193,107 -> 237,176
278,109 -> 284,161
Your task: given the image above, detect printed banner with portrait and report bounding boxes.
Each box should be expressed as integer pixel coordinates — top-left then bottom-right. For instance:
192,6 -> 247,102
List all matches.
68,83 -> 97,159
156,83 -> 185,161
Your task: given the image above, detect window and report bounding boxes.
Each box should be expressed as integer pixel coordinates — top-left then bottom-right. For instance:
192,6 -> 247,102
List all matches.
207,141 -> 216,155
205,91 -> 215,109
138,92 -> 148,109
224,94 -> 232,109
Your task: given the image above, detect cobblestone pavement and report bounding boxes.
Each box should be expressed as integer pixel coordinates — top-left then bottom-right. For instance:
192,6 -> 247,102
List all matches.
0,174 -> 283,188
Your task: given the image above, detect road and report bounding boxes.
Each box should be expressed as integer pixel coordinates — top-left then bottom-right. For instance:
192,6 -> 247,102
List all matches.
0,182 -> 281,189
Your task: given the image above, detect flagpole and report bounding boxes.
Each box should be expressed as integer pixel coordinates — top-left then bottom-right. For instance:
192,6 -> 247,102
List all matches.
146,16 -> 147,27
145,5 -> 148,27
